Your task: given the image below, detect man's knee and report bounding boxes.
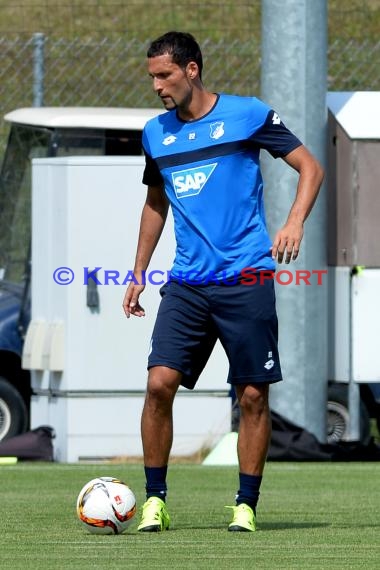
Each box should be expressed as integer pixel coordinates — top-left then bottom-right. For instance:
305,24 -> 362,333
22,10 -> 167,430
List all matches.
237,384 -> 269,416
147,366 -> 182,402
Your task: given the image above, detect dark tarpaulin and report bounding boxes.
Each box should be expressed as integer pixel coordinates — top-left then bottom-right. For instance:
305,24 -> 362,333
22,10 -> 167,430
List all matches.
268,410 -> 380,462
0,426 -> 54,461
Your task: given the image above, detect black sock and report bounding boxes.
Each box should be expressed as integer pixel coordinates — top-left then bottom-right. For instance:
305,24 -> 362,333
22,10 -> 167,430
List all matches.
235,472 -> 262,513
144,465 -> 168,502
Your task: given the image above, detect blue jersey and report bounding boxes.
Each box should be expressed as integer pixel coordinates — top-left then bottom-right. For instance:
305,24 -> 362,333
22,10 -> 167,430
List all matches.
142,93 -> 302,282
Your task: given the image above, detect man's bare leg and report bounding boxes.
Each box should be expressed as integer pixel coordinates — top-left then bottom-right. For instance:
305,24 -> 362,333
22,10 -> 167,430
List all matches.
235,383 -> 271,475
141,365 -> 182,466
138,366 -> 182,531
227,383 -> 272,532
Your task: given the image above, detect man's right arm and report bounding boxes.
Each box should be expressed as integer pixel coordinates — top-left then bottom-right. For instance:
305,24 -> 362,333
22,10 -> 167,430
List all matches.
123,183 -> 168,318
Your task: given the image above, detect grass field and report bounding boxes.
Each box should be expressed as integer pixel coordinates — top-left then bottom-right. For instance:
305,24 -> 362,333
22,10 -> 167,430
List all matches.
1,461 -> 379,570
1,0 -> 380,41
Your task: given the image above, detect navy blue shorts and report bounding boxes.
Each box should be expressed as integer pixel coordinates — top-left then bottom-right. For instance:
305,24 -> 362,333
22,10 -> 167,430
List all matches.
147,279 -> 283,390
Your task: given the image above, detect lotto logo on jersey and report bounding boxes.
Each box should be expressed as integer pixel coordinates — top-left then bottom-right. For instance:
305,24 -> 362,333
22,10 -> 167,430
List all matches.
172,163 -> 217,199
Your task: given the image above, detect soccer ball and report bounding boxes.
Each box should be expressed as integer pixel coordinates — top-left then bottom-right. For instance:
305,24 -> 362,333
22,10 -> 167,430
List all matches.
76,476 -> 137,534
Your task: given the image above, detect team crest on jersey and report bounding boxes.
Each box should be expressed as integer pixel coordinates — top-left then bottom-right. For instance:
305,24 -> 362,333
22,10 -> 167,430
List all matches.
210,121 -> 225,140
172,163 -> 217,199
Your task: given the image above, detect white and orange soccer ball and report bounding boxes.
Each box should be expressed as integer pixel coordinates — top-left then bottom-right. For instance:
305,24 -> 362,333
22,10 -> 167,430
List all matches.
76,476 -> 137,534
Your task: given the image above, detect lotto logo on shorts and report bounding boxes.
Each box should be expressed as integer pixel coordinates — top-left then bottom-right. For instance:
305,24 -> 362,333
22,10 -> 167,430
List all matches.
172,163 -> 217,199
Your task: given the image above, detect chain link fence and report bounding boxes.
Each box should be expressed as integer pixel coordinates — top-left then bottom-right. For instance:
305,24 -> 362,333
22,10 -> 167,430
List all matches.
0,35 -> 264,152
1,33 -> 380,152
1,0 -> 380,146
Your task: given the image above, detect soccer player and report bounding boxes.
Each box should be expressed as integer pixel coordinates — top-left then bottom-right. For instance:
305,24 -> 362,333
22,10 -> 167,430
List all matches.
123,31 -> 324,532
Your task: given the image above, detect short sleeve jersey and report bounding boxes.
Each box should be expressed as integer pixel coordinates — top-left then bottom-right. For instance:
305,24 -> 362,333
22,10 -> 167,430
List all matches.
142,93 -> 302,282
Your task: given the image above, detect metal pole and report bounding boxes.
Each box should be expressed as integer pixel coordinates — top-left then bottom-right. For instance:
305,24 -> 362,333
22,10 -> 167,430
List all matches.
348,270 -> 360,440
261,0 -> 328,441
33,33 -> 45,107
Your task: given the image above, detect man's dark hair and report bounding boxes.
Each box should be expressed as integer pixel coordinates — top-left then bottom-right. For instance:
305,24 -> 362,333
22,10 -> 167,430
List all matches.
147,31 -> 203,79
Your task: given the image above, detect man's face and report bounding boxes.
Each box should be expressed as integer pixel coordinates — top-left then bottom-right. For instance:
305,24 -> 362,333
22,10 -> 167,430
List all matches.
148,54 -> 193,110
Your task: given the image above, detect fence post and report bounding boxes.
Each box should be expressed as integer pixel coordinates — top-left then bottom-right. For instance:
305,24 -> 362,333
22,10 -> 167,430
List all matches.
33,32 -> 45,107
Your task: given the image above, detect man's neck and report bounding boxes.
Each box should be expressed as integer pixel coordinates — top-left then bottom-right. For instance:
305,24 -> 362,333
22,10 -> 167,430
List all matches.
177,91 -> 217,122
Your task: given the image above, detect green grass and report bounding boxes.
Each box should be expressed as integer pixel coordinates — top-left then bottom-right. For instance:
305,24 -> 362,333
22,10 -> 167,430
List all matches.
1,462 -> 379,570
1,1 -> 380,42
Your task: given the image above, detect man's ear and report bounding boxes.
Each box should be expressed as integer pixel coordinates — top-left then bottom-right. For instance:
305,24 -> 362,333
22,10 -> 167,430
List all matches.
186,61 -> 198,79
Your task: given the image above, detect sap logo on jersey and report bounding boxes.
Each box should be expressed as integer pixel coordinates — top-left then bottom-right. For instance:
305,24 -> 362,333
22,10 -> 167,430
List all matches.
172,163 -> 217,199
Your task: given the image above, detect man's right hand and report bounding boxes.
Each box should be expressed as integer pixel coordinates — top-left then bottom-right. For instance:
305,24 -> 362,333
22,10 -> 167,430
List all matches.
123,282 -> 146,318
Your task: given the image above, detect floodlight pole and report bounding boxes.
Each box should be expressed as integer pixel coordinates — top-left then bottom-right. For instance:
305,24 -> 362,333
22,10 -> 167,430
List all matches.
261,0 -> 328,441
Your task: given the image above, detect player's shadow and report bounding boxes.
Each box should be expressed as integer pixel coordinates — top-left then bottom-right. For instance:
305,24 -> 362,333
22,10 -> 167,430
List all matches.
177,522 -> 229,531
258,521 -> 330,531
175,521 -> 330,532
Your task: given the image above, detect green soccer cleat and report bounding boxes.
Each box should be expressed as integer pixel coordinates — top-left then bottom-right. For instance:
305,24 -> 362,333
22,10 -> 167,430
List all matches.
226,503 -> 256,532
138,497 -> 170,532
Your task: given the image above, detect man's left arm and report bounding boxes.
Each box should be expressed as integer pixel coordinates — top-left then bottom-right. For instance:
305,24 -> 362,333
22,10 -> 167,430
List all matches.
271,145 -> 324,264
